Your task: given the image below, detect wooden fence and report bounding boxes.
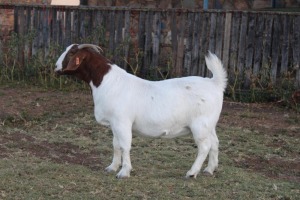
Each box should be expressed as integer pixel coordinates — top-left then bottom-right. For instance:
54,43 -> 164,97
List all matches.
1,4 -> 300,89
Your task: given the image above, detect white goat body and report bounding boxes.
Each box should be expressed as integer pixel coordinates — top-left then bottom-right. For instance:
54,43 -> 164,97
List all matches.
92,66 -> 223,138
55,44 -> 227,178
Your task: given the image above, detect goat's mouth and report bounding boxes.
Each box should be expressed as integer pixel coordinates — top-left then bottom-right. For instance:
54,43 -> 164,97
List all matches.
54,68 -> 63,75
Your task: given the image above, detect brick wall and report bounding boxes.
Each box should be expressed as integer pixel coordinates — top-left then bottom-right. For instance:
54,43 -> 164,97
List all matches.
0,0 -> 49,3
0,8 -> 13,39
0,0 -> 50,39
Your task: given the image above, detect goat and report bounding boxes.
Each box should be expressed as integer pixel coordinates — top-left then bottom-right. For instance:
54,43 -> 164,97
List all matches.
55,44 -> 227,179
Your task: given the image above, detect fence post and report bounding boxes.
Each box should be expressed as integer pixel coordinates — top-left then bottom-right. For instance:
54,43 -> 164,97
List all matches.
222,12 -> 232,71
152,12 -> 161,79
244,13 -> 256,89
293,16 -> 300,88
270,15 -> 281,85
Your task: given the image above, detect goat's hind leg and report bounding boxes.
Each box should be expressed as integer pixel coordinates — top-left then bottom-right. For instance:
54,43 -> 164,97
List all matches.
186,123 -> 212,178
203,128 -> 219,175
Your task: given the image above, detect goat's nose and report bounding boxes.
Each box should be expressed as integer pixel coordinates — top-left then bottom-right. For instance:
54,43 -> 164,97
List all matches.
54,67 -> 62,75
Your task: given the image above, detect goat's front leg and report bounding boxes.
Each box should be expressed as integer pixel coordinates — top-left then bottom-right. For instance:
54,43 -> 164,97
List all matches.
111,124 -> 133,179
105,136 -> 122,173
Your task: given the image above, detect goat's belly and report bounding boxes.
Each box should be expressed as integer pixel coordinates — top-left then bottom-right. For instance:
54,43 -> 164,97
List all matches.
132,126 -> 191,139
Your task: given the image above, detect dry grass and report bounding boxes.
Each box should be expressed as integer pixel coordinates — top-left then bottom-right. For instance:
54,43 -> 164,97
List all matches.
0,85 -> 299,199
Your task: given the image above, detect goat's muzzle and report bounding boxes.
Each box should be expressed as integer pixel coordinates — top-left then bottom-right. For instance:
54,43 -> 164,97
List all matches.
54,68 -> 63,75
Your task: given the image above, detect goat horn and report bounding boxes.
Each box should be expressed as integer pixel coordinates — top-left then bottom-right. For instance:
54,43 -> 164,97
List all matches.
77,44 -> 103,53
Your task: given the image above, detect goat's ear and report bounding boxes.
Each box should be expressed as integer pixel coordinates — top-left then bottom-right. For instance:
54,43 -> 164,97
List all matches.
63,51 -> 86,73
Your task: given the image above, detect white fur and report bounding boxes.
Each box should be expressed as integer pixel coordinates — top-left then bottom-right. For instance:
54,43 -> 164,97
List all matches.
56,47 -> 227,178
90,52 -> 227,178
55,44 -> 75,72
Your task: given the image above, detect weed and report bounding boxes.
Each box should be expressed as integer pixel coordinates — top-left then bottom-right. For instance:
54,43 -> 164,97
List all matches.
226,62 -> 299,112
1,29 -> 299,111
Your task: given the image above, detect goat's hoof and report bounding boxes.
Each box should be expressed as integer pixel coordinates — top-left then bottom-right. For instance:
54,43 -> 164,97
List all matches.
116,174 -> 129,179
185,171 -> 198,179
116,168 -> 131,179
116,173 -> 130,179
203,167 -> 215,176
203,171 -> 213,176
185,174 -> 196,179
105,166 -> 118,173
185,170 -> 199,179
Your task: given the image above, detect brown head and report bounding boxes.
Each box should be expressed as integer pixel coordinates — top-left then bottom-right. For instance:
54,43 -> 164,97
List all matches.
55,44 -> 111,87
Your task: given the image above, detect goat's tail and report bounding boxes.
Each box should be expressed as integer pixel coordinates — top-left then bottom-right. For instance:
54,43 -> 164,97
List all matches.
205,51 -> 228,91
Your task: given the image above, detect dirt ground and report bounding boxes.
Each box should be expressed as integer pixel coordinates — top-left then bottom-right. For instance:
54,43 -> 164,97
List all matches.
0,85 -> 299,183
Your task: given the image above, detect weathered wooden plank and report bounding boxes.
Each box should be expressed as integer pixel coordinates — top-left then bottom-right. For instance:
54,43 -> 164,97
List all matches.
138,11 -> 146,48
222,12 -> 232,71
0,39 -> 2,66
32,8 -> 39,55
19,7 -> 26,68
237,12 -> 248,80
99,10 -> 108,47
244,13 -> 256,88
253,13 -> 265,76
229,12 -> 240,84
123,10 -> 130,70
175,12 -> 186,78
171,10 -> 178,77
143,11 -> 153,77
64,10 -> 71,46
215,12 -> 224,58
26,7 -> 31,33
198,12 -> 209,76
152,12 -> 161,79
293,15 -> 300,88
73,9 -> 80,43
138,11 -> 146,76
116,11 -> 124,46
42,8 -> 50,57
19,7 -> 25,35
14,6 -> 19,33
114,10 -> 124,65
25,7 -> 32,60
78,10 -> 85,41
38,8 -> 44,50
57,10 -> 64,47
108,10 -> 116,55
208,12 -> 217,54
191,12 -> 201,76
88,9 -> 94,38
51,8 -> 57,43
99,10 -> 106,44
92,10 -> 101,45
280,15 -> 290,74
183,12 -> 194,76
262,14 -> 274,76
270,14 -> 281,85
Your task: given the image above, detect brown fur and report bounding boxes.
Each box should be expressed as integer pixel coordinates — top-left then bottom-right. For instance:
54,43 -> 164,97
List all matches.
61,46 -> 111,87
